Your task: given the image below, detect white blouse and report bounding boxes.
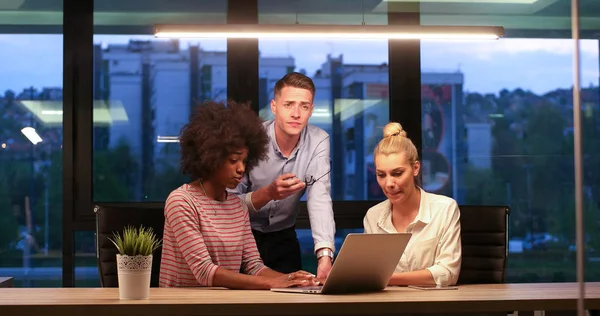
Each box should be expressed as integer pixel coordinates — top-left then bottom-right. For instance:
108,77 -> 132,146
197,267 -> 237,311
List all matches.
363,188 -> 462,286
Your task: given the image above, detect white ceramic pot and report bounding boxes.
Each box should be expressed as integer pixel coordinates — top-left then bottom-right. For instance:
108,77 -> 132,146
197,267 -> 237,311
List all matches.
116,254 -> 152,300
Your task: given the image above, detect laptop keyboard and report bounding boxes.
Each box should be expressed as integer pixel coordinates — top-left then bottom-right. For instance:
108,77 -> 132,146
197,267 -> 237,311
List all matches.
296,286 -> 323,290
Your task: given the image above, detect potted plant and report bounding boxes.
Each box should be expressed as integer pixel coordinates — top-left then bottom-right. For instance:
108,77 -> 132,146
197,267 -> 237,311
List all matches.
109,225 -> 162,300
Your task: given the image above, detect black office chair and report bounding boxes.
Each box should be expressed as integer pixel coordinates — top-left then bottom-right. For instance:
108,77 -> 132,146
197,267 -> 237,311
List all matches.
94,204 -> 166,287
457,205 -> 510,285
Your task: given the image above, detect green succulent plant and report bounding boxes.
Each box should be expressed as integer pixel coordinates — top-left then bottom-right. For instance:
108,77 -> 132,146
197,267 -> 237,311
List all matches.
108,225 -> 162,256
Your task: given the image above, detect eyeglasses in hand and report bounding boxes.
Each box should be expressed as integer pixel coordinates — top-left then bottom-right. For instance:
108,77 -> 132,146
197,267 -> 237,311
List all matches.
304,168 -> 331,186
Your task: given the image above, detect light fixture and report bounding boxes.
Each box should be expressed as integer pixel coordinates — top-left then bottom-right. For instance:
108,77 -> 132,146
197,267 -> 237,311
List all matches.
157,136 -> 179,143
41,110 -> 63,115
21,127 -> 43,145
20,100 -> 130,126
154,24 -> 504,40
312,108 -> 330,117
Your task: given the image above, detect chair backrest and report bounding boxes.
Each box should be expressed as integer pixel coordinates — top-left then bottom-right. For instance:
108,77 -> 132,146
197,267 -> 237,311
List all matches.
94,204 -> 165,287
457,205 -> 510,285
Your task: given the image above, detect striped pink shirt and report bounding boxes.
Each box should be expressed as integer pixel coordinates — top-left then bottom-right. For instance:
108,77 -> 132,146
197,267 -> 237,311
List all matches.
159,184 -> 267,287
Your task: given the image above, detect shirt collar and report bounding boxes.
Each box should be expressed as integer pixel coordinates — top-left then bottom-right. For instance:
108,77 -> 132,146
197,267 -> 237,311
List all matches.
414,187 -> 431,224
267,119 -> 306,159
376,187 -> 430,233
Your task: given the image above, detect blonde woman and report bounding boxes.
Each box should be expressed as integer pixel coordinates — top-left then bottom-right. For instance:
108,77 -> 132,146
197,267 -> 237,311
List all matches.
363,122 -> 461,287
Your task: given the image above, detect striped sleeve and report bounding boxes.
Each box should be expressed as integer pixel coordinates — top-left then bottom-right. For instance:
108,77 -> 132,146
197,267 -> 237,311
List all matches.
164,193 -> 220,286
239,208 -> 267,275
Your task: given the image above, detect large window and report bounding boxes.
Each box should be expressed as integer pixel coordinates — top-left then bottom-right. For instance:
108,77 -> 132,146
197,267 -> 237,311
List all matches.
0,32 -> 64,286
420,33 -> 600,281
92,1 -> 227,203
3,0 -> 595,288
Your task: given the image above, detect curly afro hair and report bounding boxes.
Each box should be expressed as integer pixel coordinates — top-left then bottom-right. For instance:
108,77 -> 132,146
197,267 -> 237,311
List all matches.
179,100 -> 270,180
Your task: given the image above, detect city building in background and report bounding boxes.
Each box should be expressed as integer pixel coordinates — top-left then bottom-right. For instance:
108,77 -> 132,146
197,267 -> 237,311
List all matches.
91,39 -> 477,202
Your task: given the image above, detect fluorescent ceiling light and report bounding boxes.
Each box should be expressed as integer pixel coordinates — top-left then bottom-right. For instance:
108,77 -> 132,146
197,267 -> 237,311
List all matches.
155,24 -> 504,40
312,108 -> 330,117
157,136 -> 179,143
20,100 -> 130,126
41,110 -> 63,115
21,127 -> 43,145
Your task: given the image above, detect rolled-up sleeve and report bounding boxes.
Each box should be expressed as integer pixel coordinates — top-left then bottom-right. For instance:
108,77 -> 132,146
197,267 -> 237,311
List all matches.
426,202 -> 462,286
306,137 -> 336,253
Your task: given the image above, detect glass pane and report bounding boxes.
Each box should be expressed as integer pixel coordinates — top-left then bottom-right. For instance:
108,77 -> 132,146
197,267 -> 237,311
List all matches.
579,1 -> 600,283
74,231 -> 100,287
258,0 -> 388,25
297,228 -> 363,274
413,0 -> 580,38
0,1 -> 62,29
258,39 -> 389,201
95,0 -> 226,29
92,1 -> 227,202
0,29 -> 63,287
420,11 -> 600,280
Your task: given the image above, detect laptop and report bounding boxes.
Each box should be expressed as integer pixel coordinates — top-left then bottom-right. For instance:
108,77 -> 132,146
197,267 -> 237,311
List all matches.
270,233 -> 412,294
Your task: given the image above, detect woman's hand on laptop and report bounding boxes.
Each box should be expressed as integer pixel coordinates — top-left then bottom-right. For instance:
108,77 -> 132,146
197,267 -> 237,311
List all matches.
267,271 -> 319,289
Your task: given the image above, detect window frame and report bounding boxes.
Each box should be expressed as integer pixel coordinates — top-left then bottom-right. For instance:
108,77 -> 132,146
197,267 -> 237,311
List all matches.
15,0 -> 578,286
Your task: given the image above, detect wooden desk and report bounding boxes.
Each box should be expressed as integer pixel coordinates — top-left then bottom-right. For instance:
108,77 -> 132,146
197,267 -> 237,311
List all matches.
0,277 -> 13,288
0,283 -> 599,316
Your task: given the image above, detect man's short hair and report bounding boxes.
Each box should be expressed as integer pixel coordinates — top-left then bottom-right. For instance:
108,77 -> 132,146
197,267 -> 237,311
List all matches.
273,72 -> 315,101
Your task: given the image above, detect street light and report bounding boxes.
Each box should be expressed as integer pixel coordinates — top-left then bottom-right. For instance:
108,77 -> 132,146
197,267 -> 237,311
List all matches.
21,127 -> 43,145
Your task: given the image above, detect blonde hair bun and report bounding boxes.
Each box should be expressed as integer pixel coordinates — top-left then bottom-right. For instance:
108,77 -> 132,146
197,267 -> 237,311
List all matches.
383,122 -> 407,138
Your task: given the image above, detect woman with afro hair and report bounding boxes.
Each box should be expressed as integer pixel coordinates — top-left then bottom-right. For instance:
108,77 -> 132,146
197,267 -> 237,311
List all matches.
159,101 -> 316,289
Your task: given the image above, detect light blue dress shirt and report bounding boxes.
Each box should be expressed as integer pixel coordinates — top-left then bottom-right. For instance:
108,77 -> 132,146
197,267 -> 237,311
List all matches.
229,119 -> 336,253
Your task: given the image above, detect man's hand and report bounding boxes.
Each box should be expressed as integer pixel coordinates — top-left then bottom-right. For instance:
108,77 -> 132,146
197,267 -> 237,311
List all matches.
316,256 -> 333,280
267,173 -> 306,200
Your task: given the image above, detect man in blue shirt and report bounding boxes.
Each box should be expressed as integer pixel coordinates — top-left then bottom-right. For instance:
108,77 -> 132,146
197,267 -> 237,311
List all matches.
230,72 -> 336,279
